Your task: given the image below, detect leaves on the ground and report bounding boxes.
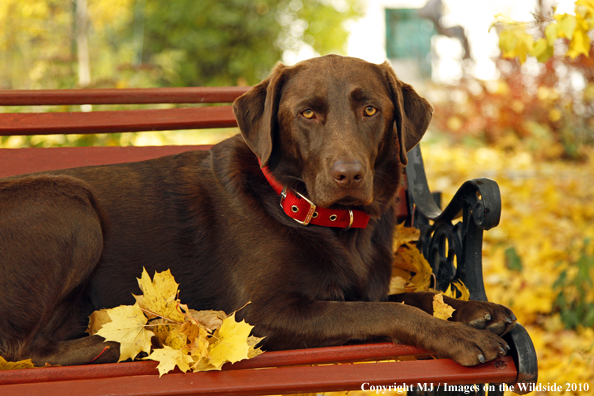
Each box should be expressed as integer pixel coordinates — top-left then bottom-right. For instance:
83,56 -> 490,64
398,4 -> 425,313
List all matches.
89,268 -> 261,375
0,356 -> 35,370
433,294 -> 456,320
422,142 -> 594,393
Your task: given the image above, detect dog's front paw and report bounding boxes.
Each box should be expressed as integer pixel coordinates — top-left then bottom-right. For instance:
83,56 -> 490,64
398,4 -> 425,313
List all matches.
427,320 -> 510,366
447,298 -> 516,336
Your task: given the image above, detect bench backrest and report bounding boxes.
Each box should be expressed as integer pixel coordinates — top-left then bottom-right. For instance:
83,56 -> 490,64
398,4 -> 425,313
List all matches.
0,87 -> 409,220
0,87 -> 247,177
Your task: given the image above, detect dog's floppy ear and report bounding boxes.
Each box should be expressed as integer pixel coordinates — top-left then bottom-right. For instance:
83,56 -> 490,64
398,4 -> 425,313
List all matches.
233,63 -> 287,167
380,61 -> 433,165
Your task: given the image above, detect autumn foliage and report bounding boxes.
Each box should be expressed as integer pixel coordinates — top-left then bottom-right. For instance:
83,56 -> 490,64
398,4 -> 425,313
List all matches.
90,268 -> 263,376
432,0 -> 594,161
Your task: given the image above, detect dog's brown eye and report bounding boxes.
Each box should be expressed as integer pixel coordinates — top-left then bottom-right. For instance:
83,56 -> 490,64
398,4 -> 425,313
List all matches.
364,106 -> 377,117
302,109 -> 315,119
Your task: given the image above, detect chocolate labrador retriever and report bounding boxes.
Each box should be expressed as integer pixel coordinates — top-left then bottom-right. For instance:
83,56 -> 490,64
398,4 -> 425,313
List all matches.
0,55 -> 515,367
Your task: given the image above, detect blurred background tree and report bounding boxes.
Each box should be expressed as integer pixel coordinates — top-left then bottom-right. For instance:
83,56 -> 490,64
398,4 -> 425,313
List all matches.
0,0 -> 362,147
0,0 -> 363,90
430,0 -> 594,160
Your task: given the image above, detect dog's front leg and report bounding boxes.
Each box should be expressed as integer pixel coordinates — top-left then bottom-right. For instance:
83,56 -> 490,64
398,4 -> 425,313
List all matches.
249,299 -> 509,366
388,292 -> 516,336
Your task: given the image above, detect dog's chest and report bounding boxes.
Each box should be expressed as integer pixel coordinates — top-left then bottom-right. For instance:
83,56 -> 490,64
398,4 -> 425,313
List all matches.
309,238 -> 386,302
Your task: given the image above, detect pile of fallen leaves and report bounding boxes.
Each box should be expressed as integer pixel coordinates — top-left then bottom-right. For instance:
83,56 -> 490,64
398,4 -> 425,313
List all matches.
0,268 -> 262,375
89,268 -> 263,375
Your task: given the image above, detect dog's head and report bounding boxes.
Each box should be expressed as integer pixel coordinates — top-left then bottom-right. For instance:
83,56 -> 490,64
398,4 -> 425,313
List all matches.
233,55 -> 432,212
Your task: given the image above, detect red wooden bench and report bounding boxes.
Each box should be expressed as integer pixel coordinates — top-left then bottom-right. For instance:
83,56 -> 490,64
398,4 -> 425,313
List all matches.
0,87 -> 537,396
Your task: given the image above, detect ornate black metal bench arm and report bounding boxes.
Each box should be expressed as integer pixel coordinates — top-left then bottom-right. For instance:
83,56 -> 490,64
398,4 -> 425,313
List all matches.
405,144 -> 537,392
405,144 -> 502,301
406,145 -> 501,229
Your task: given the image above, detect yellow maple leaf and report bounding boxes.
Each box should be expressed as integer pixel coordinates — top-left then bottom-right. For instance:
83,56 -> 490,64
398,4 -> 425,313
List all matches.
191,356 -> 218,372
389,276 -> 408,294
188,326 -> 210,360
566,16 -> 591,59
96,303 -> 155,362
576,0 -> 594,17
451,280 -> 470,301
545,22 -> 558,45
531,38 -> 554,63
393,223 -> 420,249
499,26 -> 534,63
392,240 -> 432,292
87,308 -> 112,336
134,267 -> 186,323
433,293 -> 455,320
150,319 -> 179,346
513,32 -> 534,64
207,313 -> 254,369
247,335 -> 265,359
179,320 -> 200,343
164,326 -> 188,350
0,356 -> 35,370
498,28 -> 516,57
187,309 -> 227,331
554,14 -> 577,39
393,245 -> 420,273
407,245 -> 433,291
144,345 -> 194,377
440,283 -> 455,299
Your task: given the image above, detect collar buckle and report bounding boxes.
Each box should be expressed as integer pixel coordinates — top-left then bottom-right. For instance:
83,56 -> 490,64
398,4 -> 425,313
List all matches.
280,187 -> 317,226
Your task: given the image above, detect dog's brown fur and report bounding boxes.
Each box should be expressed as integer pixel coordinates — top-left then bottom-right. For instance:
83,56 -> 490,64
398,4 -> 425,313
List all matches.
0,55 -> 515,367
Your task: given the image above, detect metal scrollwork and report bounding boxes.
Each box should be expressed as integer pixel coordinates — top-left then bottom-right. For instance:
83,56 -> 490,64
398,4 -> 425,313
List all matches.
405,144 -> 538,393
405,145 -> 502,301
415,212 -> 464,292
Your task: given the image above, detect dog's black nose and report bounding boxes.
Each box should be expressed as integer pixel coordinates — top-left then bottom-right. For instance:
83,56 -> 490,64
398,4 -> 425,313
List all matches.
331,160 -> 364,188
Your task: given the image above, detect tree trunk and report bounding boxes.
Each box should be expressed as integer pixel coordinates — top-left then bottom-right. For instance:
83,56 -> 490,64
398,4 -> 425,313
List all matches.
76,0 -> 90,88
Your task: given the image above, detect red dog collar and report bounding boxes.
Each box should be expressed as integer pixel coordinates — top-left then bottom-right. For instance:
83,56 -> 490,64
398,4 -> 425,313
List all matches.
260,164 -> 370,230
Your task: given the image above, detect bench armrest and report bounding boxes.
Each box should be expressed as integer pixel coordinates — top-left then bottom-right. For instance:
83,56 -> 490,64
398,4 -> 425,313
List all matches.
406,145 -> 538,391
405,144 -> 501,301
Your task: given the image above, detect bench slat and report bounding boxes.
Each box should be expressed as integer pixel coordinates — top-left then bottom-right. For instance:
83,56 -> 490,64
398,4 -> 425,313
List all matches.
0,356 -> 517,396
0,343 -> 427,386
0,146 -> 213,178
0,87 -> 250,106
0,106 -> 237,137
